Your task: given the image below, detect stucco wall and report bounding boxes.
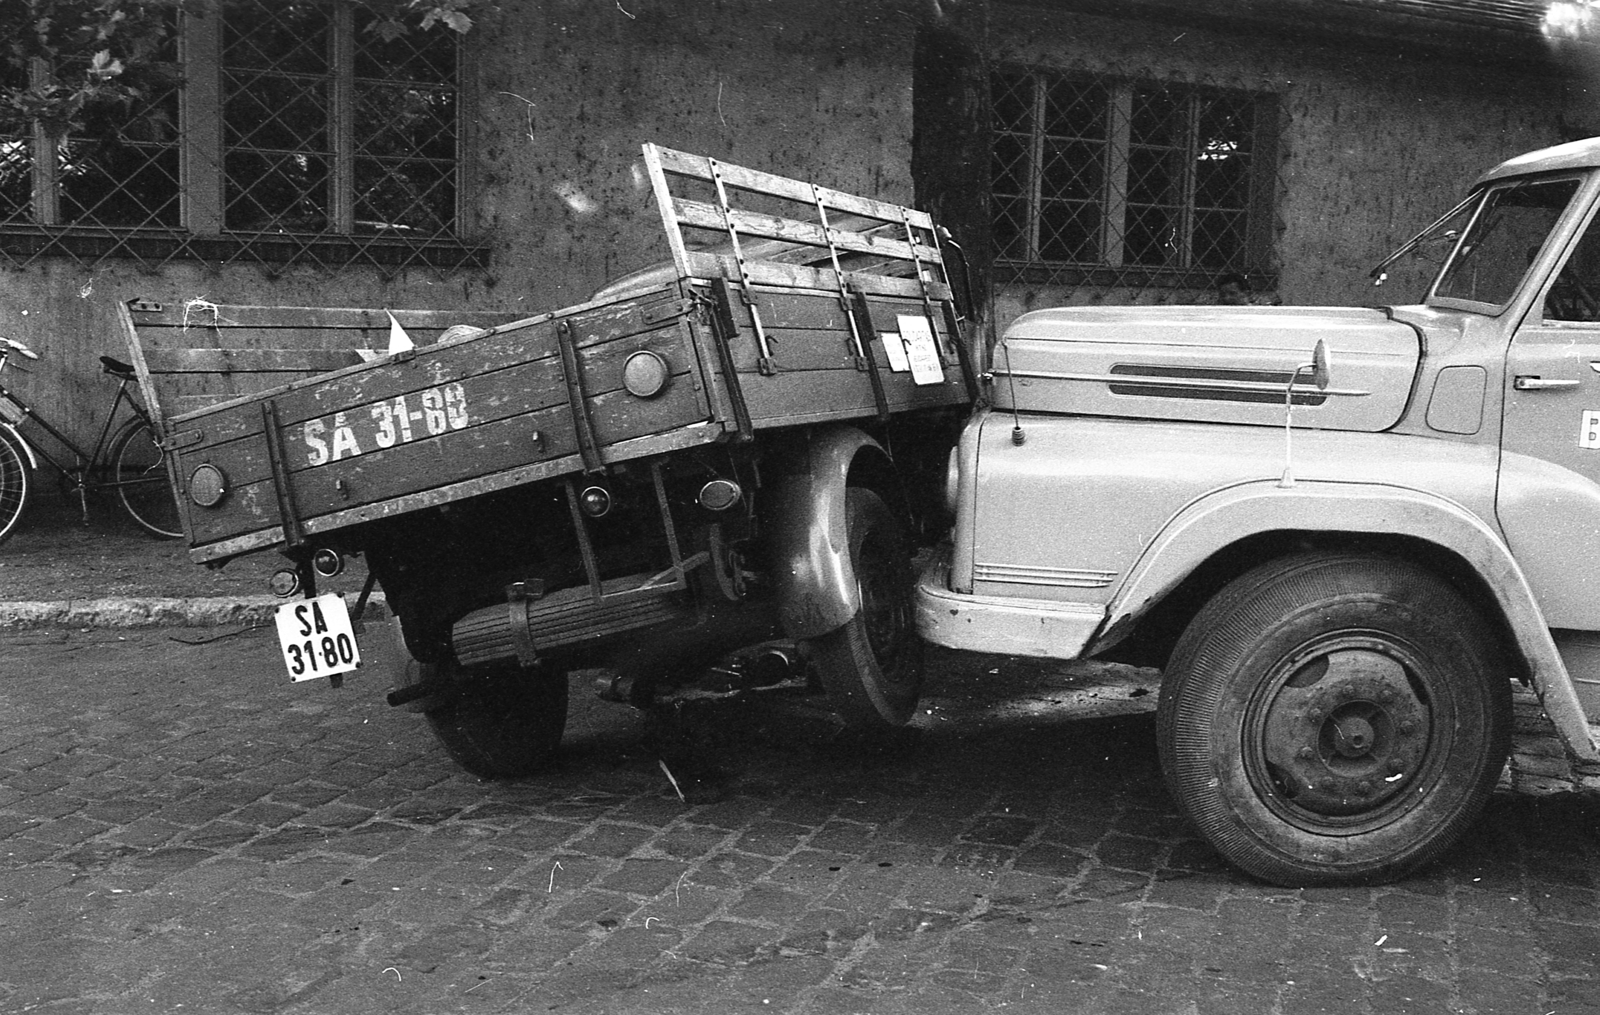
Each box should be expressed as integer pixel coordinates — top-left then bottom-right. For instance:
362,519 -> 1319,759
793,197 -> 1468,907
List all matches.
0,0 -> 921,447
988,8 -> 1564,328
0,0 -> 1578,448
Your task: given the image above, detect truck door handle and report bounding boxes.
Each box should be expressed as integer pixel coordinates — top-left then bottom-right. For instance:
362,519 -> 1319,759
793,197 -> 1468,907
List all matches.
1513,376 -> 1581,390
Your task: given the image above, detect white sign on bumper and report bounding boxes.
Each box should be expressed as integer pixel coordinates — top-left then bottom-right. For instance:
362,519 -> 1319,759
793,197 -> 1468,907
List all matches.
274,593 -> 362,682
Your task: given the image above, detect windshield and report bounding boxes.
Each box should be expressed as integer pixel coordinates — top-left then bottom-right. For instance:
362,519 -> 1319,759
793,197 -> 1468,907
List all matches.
1432,178 -> 1579,309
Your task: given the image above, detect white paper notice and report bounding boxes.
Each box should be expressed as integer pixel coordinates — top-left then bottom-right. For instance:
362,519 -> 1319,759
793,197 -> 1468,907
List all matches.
878,332 -> 910,372
897,315 -> 945,386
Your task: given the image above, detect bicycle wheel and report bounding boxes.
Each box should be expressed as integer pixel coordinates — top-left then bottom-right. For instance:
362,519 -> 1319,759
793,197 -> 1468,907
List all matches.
0,428 -> 30,546
110,419 -> 182,539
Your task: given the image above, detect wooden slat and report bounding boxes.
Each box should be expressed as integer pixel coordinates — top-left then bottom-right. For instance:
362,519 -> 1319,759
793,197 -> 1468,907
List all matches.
648,145 -> 936,230
128,303 -> 518,331
143,348 -> 365,374
672,198 -> 939,265
678,253 -> 952,300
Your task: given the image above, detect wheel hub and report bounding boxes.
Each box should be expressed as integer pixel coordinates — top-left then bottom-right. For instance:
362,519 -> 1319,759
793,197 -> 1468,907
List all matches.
1258,643 -> 1431,817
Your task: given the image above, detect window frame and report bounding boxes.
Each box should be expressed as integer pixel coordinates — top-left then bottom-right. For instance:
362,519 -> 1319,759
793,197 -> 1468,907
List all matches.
991,65 -> 1280,290
0,2 -> 481,270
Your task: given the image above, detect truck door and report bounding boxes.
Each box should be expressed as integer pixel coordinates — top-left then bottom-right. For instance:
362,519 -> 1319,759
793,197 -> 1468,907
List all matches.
1501,200 -> 1600,487
1499,194 -> 1600,635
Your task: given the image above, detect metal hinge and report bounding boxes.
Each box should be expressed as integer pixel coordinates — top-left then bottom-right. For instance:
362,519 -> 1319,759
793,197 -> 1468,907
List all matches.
643,298 -> 693,326
160,430 -> 204,451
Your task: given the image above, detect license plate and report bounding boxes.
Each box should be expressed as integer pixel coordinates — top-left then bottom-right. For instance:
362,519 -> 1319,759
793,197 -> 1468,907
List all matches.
274,593 -> 362,682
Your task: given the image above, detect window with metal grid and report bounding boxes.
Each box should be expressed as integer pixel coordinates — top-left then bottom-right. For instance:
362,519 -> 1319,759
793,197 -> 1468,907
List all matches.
992,67 -> 1278,294
0,1 -> 475,273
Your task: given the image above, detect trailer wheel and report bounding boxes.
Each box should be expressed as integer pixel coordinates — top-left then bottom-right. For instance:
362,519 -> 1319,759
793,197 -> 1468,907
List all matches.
1157,554 -> 1511,886
809,488 -> 924,729
424,661 -> 570,779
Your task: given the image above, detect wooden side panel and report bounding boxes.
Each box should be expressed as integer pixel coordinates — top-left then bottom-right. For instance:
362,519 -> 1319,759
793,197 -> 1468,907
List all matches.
152,286 -> 720,552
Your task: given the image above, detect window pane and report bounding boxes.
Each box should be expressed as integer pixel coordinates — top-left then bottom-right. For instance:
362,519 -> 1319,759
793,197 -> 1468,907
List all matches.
1039,199 -> 1099,262
1127,146 -> 1183,205
1193,209 -> 1246,268
354,9 -> 457,81
0,61 -> 28,224
223,1 -> 328,74
1131,88 -> 1184,147
0,139 -> 29,226
993,194 -> 1027,260
1198,93 -> 1254,156
225,151 -> 330,231
992,72 -> 1034,134
1044,78 -> 1107,139
59,138 -> 181,228
1124,205 -> 1176,266
356,86 -> 456,161
224,75 -> 330,152
992,132 -> 1029,198
355,158 -> 454,234
1194,149 -> 1250,209
223,1 -> 333,232
1042,138 -> 1102,202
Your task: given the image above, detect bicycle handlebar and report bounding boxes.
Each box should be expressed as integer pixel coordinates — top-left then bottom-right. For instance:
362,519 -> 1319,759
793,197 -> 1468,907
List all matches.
0,337 -> 39,360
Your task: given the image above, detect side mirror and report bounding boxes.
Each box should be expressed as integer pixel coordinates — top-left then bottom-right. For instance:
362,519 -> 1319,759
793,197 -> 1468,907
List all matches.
1280,339 -> 1331,489
1310,339 -> 1331,391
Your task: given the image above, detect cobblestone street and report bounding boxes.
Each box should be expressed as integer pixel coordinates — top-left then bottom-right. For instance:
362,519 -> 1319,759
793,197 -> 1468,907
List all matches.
1,627 -> 1597,1014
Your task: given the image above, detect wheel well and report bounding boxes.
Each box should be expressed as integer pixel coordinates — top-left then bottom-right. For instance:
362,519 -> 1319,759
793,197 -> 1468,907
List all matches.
846,446 -> 915,536
1096,530 -> 1528,683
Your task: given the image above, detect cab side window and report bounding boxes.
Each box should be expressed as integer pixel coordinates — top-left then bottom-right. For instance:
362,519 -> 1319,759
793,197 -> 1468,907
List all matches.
1546,221 -> 1600,322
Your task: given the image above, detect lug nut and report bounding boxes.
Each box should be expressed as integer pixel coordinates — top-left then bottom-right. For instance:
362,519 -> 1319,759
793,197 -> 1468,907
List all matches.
1307,708 -> 1324,722
1398,720 -> 1416,735
1355,781 -> 1373,797
1297,747 -> 1315,761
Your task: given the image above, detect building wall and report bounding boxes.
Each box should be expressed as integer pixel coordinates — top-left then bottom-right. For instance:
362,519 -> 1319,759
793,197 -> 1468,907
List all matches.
0,0 -> 922,447
0,0 -> 1574,447
988,8 -> 1563,327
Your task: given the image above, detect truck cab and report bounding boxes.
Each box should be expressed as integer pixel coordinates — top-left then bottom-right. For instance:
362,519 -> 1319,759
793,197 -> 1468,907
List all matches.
917,136 -> 1600,886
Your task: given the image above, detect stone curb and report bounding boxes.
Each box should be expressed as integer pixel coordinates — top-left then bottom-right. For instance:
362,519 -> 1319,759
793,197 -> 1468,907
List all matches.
0,594 -> 388,629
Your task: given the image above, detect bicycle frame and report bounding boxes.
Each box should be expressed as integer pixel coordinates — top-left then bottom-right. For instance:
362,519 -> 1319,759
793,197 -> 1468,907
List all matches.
0,354 -> 159,516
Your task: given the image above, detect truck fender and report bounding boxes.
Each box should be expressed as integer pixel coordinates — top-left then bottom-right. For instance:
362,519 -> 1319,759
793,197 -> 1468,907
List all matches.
768,425 -> 893,639
1100,479 -> 1599,762
1,422 -> 37,470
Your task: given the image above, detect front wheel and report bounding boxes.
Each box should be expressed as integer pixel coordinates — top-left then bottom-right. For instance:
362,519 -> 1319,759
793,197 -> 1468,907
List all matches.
1157,553 -> 1511,886
807,487 -> 924,730
0,428 -> 31,546
423,659 -> 570,779
110,419 -> 182,539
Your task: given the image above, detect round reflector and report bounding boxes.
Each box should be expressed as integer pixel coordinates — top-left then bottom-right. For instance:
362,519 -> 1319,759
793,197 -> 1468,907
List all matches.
579,486 -> 612,518
189,463 -> 228,507
622,350 -> 670,398
269,569 -> 301,598
312,548 -> 345,577
697,478 -> 742,512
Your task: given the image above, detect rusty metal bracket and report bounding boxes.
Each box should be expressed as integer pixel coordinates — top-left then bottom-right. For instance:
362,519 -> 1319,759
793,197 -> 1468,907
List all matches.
707,278 -> 754,441
260,398 -> 305,549
556,318 -> 604,473
848,288 -> 892,422
159,429 -> 205,451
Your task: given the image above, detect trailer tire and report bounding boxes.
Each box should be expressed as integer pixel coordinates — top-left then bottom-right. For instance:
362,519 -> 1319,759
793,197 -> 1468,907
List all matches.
425,661 -> 570,779
809,488 -> 924,729
1157,553 -> 1511,886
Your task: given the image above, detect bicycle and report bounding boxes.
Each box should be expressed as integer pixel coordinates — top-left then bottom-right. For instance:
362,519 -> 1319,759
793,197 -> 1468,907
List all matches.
0,335 -> 182,545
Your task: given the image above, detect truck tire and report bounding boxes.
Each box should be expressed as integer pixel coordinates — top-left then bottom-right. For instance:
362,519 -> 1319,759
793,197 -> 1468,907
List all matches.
424,661 -> 570,780
808,487 -> 924,729
1156,553 -> 1511,886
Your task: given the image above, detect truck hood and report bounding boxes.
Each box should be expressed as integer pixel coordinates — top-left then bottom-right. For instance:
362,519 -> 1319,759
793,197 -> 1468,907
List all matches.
993,305 -> 1421,432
